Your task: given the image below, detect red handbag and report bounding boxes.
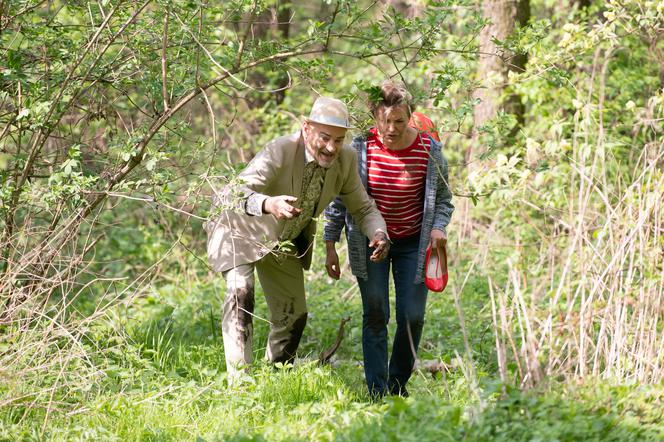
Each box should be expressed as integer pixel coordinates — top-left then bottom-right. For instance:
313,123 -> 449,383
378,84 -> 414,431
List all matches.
425,244 -> 448,292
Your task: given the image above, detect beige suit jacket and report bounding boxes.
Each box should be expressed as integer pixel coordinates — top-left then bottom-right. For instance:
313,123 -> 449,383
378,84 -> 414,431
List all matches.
206,131 -> 386,273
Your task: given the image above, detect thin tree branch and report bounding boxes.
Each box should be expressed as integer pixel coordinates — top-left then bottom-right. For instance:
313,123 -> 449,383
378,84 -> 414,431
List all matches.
161,8 -> 170,112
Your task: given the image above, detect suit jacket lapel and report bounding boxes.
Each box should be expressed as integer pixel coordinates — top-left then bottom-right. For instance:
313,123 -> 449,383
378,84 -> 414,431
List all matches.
292,134 -> 305,198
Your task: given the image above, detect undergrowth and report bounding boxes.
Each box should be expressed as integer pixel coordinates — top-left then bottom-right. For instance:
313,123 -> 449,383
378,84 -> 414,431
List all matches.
1,242 -> 661,441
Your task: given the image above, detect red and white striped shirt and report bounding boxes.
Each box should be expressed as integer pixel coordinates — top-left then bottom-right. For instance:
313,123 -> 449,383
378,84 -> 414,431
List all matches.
366,127 -> 430,239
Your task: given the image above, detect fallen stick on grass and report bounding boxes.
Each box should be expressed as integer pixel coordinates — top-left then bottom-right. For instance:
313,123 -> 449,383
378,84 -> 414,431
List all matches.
319,316 -> 351,365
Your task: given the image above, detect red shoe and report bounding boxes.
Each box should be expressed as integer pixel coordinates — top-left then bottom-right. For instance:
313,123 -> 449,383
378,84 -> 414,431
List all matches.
425,245 -> 448,292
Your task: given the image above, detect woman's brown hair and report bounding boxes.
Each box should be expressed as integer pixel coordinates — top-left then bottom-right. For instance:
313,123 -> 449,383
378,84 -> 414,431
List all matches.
369,80 -> 413,116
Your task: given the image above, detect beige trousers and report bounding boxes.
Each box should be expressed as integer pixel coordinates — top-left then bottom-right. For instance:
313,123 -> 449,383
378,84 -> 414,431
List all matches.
221,247 -> 307,376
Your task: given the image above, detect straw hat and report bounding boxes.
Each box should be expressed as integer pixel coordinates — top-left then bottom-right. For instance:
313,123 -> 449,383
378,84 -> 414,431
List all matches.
304,96 -> 353,129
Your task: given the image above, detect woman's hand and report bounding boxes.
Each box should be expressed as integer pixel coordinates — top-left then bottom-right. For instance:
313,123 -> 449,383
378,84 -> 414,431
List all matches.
429,228 -> 447,251
325,241 -> 341,279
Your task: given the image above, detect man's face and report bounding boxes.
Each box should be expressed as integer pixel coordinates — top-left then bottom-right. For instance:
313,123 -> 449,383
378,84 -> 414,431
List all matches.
302,121 -> 347,168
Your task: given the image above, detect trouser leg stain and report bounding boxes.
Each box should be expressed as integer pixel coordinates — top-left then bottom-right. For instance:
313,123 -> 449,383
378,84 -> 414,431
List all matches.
270,312 -> 308,364
222,283 -> 255,371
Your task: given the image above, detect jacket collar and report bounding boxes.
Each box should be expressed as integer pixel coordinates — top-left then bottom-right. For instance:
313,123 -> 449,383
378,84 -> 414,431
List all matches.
291,132 -> 305,197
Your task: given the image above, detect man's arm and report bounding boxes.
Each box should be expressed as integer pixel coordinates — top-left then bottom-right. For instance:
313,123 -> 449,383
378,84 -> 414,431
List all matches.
337,151 -> 390,260
226,137 -> 301,219
235,139 -> 281,215
338,152 -> 385,237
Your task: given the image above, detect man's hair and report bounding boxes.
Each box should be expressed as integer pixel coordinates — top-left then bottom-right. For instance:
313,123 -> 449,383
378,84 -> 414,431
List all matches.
369,80 -> 413,116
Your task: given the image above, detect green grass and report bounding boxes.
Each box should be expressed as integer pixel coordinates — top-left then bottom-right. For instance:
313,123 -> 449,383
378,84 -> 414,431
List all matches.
2,354 -> 661,441
1,238 -> 662,441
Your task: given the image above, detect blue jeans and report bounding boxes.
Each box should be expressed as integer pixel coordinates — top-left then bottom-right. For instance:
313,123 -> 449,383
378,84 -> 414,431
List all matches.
357,235 -> 428,397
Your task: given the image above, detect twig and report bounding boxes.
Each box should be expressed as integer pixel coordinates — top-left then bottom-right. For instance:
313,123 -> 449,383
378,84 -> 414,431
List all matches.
319,316 -> 351,365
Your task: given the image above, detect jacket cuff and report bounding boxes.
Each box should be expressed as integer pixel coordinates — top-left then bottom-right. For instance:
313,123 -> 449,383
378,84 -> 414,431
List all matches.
431,222 -> 447,234
245,193 -> 268,216
323,230 -> 341,242
373,228 -> 390,242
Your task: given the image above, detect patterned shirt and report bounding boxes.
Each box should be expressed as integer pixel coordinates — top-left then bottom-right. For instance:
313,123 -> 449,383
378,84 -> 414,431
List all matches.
366,127 -> 431,238
280,158 -> 325,241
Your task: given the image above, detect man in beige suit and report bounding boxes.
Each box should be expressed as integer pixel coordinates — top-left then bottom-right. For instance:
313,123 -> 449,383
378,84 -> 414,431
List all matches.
206,97 -> 389,380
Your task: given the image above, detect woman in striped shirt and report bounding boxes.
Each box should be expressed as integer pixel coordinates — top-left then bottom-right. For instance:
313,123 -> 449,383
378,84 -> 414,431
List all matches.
324,81 -> 454,398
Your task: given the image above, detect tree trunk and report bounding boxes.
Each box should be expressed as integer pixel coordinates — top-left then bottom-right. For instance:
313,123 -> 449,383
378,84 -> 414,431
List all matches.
470,0 -> 530,163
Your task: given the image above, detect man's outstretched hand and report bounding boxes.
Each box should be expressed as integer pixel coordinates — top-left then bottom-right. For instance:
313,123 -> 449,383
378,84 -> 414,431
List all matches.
264,195 -> 301,219
369,231 -> 390,262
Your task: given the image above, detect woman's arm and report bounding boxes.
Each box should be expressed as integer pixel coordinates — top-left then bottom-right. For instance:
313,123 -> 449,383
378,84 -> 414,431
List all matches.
432,144 -> 454,232
323,197 -> 347,279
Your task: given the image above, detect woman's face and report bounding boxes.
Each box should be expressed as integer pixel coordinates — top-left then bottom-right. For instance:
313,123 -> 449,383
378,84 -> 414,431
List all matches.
375,104 -> 410,148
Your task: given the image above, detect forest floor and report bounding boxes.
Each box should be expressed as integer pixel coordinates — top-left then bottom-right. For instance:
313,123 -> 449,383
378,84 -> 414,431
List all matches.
1,236 -> 662,441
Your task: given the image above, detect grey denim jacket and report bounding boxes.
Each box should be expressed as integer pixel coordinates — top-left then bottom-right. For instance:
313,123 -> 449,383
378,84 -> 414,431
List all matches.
323,134 -> 454,283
